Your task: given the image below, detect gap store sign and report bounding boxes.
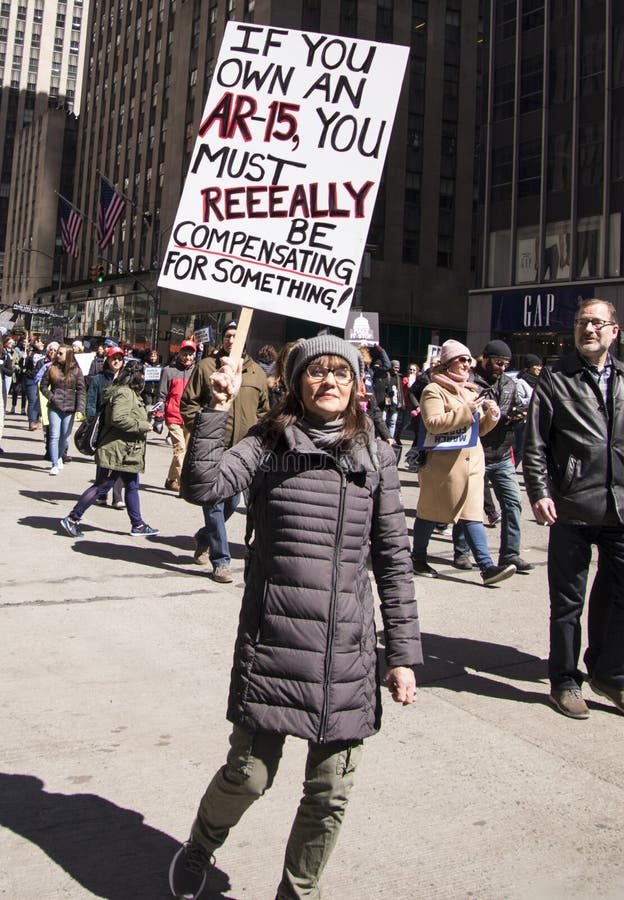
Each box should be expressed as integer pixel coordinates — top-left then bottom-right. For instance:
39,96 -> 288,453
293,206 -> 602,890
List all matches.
492,286 -> 596,332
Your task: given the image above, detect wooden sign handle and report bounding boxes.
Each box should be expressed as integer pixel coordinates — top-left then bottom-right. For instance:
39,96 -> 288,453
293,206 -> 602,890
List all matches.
229,306 -> 253,365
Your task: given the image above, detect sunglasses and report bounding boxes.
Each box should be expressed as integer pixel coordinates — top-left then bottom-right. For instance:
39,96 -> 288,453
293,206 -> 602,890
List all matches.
452,356 -> 472,364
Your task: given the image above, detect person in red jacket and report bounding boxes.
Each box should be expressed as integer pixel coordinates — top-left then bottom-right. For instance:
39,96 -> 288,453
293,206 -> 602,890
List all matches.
159,340 -> 196,491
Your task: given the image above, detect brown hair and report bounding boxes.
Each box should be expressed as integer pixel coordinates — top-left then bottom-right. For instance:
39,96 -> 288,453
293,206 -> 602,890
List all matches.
48,344 -> 78,386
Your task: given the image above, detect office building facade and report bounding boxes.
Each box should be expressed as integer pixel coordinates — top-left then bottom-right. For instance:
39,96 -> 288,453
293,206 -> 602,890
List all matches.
470,0 -> 624,362
0,0 -> 90,304
12,1 -> 483,362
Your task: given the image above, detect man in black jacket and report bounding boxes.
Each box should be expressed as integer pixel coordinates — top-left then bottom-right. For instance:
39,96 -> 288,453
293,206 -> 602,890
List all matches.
524,298 -> 624,719
455,340 -> 533,572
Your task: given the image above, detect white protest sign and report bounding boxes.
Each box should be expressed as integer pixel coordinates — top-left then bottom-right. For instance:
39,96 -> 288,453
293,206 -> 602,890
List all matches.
158,22 -> 408,328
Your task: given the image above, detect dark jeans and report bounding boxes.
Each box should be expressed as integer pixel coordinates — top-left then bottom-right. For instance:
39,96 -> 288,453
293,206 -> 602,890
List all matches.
485,457 -> 522,563
548,522 -> 624,690
95,465 -> 124,504
70,470 -> 143,528
24,377 -> 40,424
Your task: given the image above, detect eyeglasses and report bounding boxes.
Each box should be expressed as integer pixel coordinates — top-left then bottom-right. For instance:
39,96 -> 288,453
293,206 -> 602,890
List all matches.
453,356 -> 472,364
305,364 -> 354,385
574,317 -> 616,330
490,358 -> 510,368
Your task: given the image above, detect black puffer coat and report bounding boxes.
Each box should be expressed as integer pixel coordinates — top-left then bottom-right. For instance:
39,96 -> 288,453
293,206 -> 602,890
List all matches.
181,409 -> 422,744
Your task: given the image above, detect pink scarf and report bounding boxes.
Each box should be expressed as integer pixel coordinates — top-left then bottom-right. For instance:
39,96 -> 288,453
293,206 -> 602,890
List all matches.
431,368 -> 478,403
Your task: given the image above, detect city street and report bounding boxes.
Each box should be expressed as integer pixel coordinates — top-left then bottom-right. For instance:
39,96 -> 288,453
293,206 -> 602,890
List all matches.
1,411 -> 623,900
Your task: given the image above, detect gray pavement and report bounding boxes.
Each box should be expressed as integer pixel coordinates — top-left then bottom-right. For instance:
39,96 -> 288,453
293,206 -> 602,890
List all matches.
1,411 -> 623,900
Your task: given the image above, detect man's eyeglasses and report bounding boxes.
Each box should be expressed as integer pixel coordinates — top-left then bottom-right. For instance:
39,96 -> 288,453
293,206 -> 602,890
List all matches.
574,317 -> 616,330
305,364 -> 354,385
490,358 -> 510,368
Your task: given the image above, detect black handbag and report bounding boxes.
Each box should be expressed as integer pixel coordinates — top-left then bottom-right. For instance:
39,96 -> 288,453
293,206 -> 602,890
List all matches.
74,409 -> 104,456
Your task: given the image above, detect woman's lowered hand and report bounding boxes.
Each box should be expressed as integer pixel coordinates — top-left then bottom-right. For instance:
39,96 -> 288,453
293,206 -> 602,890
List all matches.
386,666 -> 416,705
210,357 -> 242,410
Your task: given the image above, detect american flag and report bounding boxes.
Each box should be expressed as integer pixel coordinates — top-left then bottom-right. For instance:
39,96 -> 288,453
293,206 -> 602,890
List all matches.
58,197 -> 83,258
97,176 -> 125,250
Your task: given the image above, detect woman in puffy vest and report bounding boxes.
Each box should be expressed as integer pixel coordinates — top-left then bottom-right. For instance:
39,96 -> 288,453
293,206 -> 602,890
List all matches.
170,335 -> 422,900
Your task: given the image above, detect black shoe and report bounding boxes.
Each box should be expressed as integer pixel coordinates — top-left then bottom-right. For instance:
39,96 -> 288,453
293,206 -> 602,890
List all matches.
453,554 -> 472,570
485,512 -> 501,527
169,840 -> 211,900
482,563 -> 516,586
412,560 -> 438,578
500,556 -> 534,573
62,454 -> 72,463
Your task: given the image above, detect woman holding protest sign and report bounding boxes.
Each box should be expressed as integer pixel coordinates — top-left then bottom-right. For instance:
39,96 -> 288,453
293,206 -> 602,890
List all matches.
169,334 -> 421,900
411,339 -> 516,586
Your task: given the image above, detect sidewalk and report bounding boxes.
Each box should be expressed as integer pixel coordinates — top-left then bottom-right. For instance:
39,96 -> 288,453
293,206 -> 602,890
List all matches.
1,411 -> 623,899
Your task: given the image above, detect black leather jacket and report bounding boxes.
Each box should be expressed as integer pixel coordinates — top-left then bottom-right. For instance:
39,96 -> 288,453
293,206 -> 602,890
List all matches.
523,351 -> 624,525
473,367 -> 522,463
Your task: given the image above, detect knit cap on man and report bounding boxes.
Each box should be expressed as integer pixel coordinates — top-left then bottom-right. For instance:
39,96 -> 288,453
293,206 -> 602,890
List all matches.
482,339 -> 512,359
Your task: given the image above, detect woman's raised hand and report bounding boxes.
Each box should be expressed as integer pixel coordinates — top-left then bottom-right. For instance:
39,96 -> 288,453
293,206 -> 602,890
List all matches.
210,357 -> 243,410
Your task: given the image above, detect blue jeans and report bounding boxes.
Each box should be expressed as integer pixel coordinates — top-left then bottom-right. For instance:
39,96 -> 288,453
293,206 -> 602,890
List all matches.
485,457 -> 522,563
198,494 -> 241,567
413,517 -> 494,572
48,409 -> 75,466
70,471 -> 143,528
548,523 -> 624,690
24,378 -> 40,424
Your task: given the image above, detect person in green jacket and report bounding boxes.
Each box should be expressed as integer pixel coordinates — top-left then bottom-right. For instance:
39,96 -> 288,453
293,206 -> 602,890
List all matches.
59,362 -> 158,538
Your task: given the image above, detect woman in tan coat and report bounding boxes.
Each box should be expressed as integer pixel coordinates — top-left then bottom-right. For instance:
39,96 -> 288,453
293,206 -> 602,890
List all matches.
412,340 -> 517,586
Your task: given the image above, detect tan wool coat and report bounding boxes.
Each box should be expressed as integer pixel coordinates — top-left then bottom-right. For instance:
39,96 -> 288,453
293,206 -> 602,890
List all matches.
416,381 -> 498,523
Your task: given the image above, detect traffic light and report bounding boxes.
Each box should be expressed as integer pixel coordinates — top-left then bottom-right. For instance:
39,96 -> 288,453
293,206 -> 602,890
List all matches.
90,263 -> 104,283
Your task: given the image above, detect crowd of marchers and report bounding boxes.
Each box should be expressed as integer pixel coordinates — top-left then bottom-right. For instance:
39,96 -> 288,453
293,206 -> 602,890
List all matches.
2,298 -> 623,900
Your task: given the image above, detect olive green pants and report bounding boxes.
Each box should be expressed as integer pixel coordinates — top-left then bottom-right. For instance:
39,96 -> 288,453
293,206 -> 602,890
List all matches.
192,724 -> 363,899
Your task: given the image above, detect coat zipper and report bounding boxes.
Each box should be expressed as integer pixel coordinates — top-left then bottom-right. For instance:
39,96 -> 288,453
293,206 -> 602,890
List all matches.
318,473 -> 346,743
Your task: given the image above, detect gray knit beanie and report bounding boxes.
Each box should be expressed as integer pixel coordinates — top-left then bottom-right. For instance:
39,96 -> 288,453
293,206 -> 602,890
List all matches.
285,335 -> 365,391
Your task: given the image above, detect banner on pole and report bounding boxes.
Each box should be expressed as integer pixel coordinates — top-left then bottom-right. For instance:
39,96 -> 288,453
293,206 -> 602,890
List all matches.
158,22 -> 408,328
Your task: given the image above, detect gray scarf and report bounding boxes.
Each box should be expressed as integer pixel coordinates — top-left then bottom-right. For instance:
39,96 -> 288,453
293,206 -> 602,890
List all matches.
297,417 -> 379,473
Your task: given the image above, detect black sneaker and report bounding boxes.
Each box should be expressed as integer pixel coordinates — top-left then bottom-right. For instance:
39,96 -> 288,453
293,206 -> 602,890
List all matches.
482,563 -> 516,586
500,556 -> 534,573
453,554 -> 472,570
485,512 -> 501,527
412,560 -> 438,578
169,840 -> 211,900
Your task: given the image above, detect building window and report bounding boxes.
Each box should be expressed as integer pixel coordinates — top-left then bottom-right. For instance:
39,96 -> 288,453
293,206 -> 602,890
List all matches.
495,0 -> 516,43
547,130 -> 572,193
56,13 -> 66,27
376,0 -> 393,42
17,5 -> 27,20
578,121 -> 604,189
302,0 -> 320,31
340,0 -> 357,37
517,138 -> 541,197
493,62 -> 515,120
520,54 -> 543,113
491,144 -> 513,204
33,8 -> 43,23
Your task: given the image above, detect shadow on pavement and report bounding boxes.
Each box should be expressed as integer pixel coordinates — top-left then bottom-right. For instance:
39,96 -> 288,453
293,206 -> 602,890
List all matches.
0,772 -> 232,899
378,632 -> 548,705
69,539 -> 248,574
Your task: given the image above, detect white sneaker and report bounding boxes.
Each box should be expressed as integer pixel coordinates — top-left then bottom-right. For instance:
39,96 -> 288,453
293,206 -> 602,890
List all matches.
57,458 -> 64,470
50,466 -> 59,476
